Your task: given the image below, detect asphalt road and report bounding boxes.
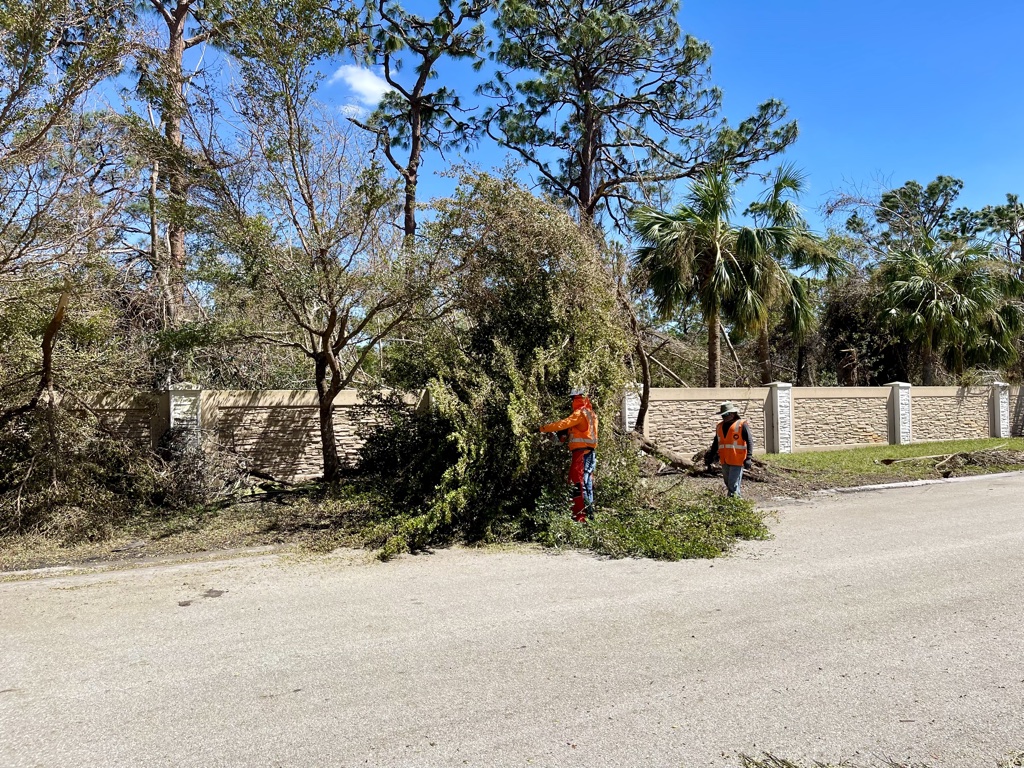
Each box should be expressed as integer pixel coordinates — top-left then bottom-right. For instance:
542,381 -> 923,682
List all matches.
2,475 -> 1024,768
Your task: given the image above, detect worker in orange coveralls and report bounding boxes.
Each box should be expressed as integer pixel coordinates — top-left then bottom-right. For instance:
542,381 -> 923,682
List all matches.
539,389 -> 598,522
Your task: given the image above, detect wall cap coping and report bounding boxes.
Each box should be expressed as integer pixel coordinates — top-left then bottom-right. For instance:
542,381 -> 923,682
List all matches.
648,387 -> 770,401
202,389 -> 418,408
911,386 -> 990,397
792,387 -> 890,399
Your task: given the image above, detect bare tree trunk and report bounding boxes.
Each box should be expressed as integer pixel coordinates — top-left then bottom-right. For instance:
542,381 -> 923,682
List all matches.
921,333 -> 936,386
621,291 -> 651,431
796,344 -> 807,386
579,99 -> 596,221
629,430 -> 695,470
149,0 -> 192,328
314,354 -> 342,483
402,106 -> 422,241
633,335 -> 651,432
403,174 -> 417,241
0,286 -> 71,431
707,307 -> 721,387
164,22 -> 186,326
758,323 -> 772,384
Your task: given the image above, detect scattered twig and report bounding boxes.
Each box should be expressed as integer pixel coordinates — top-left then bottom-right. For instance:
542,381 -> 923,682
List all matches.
647,353 -> 688,386
628,430 -> 695,470
14,455 -> 36,531
878,453 -> 951,465
934,452 -> 968,472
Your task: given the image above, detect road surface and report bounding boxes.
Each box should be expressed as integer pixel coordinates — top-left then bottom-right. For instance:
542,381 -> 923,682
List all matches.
2,475 -> 1023,767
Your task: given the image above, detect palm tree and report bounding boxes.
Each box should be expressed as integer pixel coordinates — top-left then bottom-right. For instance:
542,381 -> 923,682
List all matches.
631,168 -> 741,387
877,240 -> 1024,385
631,166 -> 837,387
739,164 -> 849,384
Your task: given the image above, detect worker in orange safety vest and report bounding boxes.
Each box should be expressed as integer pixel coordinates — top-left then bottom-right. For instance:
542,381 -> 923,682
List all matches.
706,401 -> 754,498
539,389 -> 598,521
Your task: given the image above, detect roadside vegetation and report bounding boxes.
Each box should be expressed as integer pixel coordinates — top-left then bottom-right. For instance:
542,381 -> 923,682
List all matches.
3,0 -> 1024,570
6,435 -> 1024,572
762,438 -> 1024,493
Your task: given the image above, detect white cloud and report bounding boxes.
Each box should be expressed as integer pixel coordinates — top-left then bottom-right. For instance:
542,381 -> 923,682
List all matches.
329,65 -> 393,107
338,103 -> 368,120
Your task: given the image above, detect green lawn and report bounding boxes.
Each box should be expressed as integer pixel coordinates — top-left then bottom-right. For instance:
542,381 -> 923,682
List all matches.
763,437 -> 1024,488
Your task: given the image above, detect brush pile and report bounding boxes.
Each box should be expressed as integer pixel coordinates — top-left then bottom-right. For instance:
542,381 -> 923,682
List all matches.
876,446 -> 1024,477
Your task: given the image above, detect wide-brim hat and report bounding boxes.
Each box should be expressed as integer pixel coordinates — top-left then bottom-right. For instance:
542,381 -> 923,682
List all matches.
568,388 -> 587,398
718,401 -> 740,416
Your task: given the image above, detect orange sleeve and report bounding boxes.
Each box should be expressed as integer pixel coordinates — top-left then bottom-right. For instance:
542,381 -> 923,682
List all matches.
539,410 -> 585,433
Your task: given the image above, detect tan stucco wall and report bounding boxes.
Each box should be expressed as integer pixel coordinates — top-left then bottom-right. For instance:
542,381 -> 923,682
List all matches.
80,393 -> 160,447
912,387 -> 990,441
792,388 -> 889,447
213,404 -> 384,480
646,388 -> 768,457
204,390 -> 402,481
78,385 -> 1008,480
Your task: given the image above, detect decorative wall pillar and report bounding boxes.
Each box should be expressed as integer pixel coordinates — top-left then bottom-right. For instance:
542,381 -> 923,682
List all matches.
621,384 -> 647,436
888,382 -> 912,445
168,382 -> 202,443
766,382 -> 793,454
990,382 -> 1010,438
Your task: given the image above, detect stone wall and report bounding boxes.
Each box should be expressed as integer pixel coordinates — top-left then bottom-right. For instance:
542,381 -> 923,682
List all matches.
74,384 -> 1014,479
646,388 -> 769,456
82,393 -> 162,448
791,388 -> 889,447
204,391 -> 392,481
912,387 -> 991,442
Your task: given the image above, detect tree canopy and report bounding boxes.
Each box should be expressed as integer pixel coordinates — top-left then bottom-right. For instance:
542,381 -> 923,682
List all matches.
481,0 -> 796,227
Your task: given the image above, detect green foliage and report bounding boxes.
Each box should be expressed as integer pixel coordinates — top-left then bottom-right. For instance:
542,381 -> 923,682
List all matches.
978,193 -> 1024,268
353,174 -> 769,562
631,166 -> 844,385
359,0 -> 491,153
820,277 -> 911,385
356,173 -> 631,555
356,398 -> 461,515
482,0 -> 795,224
225,0 -> 352,78
1,0 -> 133,164
542,490 -> 769,560
536,432 -> 769,560
833,176 -> 1024,385
0,406 -> 162,541
877,244 -> 1024,383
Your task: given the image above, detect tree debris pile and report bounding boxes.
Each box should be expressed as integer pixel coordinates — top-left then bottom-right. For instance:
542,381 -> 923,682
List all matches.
352,175 -> 769,560
933,449 -> 1024,477
875,447 -> 1024,477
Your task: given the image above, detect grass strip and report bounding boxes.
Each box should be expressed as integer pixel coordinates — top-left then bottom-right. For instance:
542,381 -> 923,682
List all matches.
763,437 -> 1024,489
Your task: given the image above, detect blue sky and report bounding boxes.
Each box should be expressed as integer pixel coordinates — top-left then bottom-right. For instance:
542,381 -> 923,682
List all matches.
682,0 -> 1024,227
313,1 -> 1024,231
